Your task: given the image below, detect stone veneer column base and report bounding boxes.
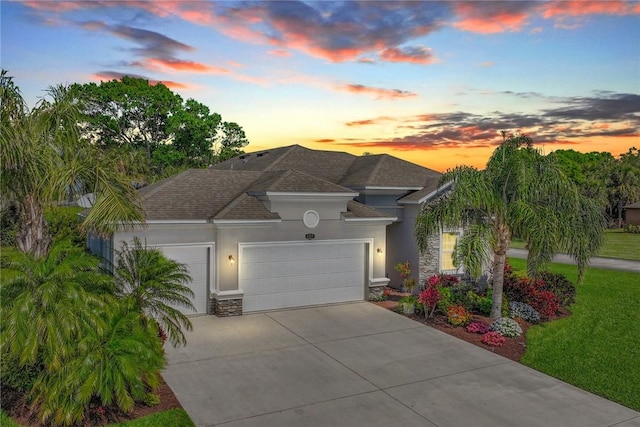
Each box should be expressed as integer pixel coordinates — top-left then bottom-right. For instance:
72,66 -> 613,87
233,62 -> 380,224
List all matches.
211,290 -> 244,317
368,277 -> 390,299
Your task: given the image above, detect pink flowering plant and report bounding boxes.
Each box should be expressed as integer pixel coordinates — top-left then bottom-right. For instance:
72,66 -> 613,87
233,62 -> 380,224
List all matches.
481,331 -> 506,347
466,321 -> 490,334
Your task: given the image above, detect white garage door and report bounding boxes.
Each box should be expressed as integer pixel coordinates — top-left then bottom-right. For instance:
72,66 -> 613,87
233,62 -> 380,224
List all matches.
240,241 -> 366,312
157,245 -> 212,315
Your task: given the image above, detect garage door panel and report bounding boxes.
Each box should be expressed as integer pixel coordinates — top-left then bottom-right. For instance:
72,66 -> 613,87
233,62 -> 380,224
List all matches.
157,245 -> 211,315
240,242 -> 366,312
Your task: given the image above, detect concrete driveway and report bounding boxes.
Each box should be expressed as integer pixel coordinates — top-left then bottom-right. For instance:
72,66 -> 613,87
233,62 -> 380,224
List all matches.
163,302 -> 639,427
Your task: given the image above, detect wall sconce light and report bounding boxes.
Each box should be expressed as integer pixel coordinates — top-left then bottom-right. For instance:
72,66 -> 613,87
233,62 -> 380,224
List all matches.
228,255 -> 235,264
376,248 -> 383,255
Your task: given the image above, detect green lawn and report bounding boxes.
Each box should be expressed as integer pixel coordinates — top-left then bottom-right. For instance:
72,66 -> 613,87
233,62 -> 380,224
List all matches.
510,229 -> 640,261
0,409 -> 194,427
509,258 -> 640,411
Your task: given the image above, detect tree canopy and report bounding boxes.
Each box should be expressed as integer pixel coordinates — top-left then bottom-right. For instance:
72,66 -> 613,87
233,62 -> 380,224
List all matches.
69,76 -> 249,177
1,72 -> 143,258
550,148 -> 640,225
415,134 -> 606,319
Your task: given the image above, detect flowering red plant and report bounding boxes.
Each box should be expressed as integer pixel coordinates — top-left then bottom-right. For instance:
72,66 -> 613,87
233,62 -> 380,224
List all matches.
481,331 -> 506,347
418,282 -> 441,318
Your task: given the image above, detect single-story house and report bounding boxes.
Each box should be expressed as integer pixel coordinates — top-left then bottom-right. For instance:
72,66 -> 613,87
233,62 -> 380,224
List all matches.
624,202 -> 640,226
88,145 -> 460,316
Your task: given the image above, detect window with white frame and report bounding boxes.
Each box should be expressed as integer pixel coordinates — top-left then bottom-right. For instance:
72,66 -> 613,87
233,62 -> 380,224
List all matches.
440,231 -> 460,273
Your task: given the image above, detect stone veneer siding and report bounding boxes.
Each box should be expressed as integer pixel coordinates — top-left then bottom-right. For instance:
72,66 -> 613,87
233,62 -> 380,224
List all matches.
418,233 -> 440,287
211,297 -> 243,317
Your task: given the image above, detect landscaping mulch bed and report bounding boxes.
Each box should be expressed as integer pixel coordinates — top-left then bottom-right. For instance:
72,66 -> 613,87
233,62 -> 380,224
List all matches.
3,376 -> 183,426
374,290 -> 570,363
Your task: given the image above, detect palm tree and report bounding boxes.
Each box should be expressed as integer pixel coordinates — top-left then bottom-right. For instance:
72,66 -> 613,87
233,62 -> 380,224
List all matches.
415,134 -> 606,318
113,237 -> 195,347
1,241 -> 109,369
30,305 -> 165,426
0,71 -> 144,258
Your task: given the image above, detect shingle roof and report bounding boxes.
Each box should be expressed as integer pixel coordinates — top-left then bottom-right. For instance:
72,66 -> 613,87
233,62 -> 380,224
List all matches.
139,169 -> 262,220
248,169 -> 356,194
213,145 -> 355,183
624,202 -> 640,209
139,167 -> 369,221
213,144 -> 442,189
340,154 -> 440,188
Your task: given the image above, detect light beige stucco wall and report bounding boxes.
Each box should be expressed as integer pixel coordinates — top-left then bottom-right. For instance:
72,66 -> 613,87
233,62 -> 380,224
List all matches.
216,218 -> 388,292
111,217 -> 389,296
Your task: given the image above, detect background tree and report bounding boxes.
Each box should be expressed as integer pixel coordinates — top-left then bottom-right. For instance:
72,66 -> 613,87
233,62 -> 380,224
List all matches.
69,76 -> 182,157
609,147 -> 640,226
1,74 -> 144,257
169,98 -> 221,167
215,121 -> 250,162
549,149 -> 613,211
415,134 -> 606,319
70,76 -> 251,180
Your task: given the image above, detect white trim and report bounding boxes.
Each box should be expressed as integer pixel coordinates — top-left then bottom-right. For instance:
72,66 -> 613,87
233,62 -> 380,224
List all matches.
251,191 -> 358,198
369,277 -> 390,287
351,186 -> 422,191
211,289 -> 244,300
213,219 -> 282,225
344,216 -> 397,222
400,182 -> 453,205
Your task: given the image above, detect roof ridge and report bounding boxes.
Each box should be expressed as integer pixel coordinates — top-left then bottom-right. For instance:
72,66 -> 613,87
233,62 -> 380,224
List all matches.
263,145 -> 301,171
367,154 -> 386,183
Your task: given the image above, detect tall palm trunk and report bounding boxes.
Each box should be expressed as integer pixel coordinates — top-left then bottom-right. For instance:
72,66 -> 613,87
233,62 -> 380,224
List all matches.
490,223 -> 511,319
17,194 -> 50,258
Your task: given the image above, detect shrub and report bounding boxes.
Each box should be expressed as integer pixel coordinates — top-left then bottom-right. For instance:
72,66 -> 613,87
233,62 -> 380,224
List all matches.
504,275 -> 560,319
529,289 -> 560,319
490,317 -> 523,338
436,286 -> 454,314
509,301 -> 540,323
481,331 -> 506,347
624,224 -> 640,234
44,206 -> 86,248
447,305 -> 473,326
537,271 -> 576,307
418,282 -> 441,318
476,294 -> 493,316
466,321 -> 490,334
0,353 -> 41,392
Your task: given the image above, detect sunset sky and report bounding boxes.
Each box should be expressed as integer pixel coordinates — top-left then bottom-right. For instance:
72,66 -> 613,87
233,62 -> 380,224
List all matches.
3,1 -> 639,171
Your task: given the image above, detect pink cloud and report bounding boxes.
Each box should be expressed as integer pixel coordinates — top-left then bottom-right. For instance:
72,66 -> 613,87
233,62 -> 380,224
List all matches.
541,0 -> 639,18
268,49 -> 292,58
379,46 -> 439,65
338,84 -> 418,100
452,2 -> 533,33
141,58 -> 230,74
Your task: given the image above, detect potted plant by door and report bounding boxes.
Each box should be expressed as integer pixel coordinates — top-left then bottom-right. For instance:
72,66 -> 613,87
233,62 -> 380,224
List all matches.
398,295 -> 418,315
395,261 -> 416,294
